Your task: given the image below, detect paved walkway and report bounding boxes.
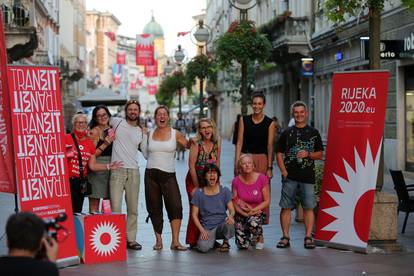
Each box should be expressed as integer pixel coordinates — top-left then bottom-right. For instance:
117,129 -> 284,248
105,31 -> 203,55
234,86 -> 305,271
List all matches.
1,139 -> 414,275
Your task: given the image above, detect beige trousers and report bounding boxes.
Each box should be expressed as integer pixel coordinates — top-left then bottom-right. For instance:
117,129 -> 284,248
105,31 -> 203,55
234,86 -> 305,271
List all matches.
110,168 -> 140,242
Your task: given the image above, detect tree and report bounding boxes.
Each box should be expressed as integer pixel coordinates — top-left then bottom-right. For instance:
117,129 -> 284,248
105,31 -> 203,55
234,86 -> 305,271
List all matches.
214,20 -> 272,115
155,71 -> 190,108
324,0 -> 414,190
185,54 -> 217,85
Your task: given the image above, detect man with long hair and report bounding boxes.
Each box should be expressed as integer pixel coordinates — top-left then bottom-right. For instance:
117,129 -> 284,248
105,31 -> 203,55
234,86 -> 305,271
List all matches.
109,100 -> 144,250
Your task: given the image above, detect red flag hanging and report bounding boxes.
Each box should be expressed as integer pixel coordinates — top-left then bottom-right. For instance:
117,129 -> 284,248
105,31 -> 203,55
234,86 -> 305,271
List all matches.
116,51 -> 126,65
147,84 -> 157,95
104,31 -> 116,42
114,73 -> 121,85
136,34 -> 155,65
144,60 -> 158,77
177,31 -> 190,37
0,11 -> 16,193
130,82 -> 136,90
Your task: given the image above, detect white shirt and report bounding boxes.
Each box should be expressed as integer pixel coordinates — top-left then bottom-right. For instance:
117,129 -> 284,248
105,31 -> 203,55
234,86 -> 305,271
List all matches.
145,128 -> 177,173
110,117 -> 143,169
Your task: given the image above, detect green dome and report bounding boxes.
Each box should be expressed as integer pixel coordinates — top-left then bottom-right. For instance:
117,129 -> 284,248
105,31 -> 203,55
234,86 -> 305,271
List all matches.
143,15 -> 164,38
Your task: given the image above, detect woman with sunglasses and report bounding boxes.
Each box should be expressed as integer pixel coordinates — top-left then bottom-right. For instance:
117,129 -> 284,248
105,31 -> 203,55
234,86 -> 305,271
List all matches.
87,105 -> 116,213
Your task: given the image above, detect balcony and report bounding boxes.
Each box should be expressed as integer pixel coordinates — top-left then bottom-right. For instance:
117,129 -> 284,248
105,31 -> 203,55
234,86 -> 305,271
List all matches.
260,14 -> 311,63
1,0 -> 38,62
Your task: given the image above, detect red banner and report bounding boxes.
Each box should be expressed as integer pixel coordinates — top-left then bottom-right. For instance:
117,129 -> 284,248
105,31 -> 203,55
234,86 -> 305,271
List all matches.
0,11 -> 16,193
315,71 -> 389,251
7,65 -> 78,261
116,51 -> 126,65
144,61 -> 158,77
136,34 -> 154,65
147,84 -> 157,95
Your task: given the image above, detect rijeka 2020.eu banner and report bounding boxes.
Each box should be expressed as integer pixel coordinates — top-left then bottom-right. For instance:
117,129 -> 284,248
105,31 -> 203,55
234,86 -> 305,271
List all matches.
315,70 -> 389,251
7,65 -> 78,262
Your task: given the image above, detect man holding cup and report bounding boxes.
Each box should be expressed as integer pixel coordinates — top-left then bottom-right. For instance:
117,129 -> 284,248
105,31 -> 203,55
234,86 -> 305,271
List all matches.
276,101 -> 324,249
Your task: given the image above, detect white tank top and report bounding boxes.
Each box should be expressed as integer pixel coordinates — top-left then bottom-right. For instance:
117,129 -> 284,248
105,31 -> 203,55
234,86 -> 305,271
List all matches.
146,128 -> 177,172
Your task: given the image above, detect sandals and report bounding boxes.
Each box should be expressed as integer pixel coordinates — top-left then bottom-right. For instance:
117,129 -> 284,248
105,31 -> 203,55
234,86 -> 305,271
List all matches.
304,236 -> 316,249
153,243 -> 163,250
170,244 -> 187,251
127,241 -> 142,250
219,240 -> 230,252
276,236 -> 290,248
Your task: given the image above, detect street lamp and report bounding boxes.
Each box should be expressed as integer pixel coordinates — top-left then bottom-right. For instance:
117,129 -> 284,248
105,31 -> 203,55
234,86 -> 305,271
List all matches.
192,20 -> 212,118
174,45 -> 186,115
228,0 -> 257,115
164,59 -> 174,76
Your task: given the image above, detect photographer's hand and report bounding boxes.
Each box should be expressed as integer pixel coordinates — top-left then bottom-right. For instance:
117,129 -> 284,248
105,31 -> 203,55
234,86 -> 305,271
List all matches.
42,237 -> 58,262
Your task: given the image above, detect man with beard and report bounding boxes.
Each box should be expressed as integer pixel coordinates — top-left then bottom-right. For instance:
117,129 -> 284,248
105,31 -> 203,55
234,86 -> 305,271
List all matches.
109,100 -> 144,250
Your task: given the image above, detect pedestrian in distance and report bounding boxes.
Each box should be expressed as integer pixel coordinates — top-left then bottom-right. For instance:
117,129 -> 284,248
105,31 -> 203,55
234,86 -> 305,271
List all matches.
174,112 -> 187,160
0,212 -> 59,276
141,106 -> 189,251
232,154 -> 270,250
185,118 -> 221,248
87,105 -> 116,213
235,92 -> 275,224
65,113 -> 122,213
109,100 -> 144,250
276,101 -> 324,249
191,164 -> 235,253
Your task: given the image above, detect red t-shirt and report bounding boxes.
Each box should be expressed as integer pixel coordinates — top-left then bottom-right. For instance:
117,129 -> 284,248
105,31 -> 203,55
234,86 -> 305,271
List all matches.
65,134 -> 96,178
232,174 -> 268,208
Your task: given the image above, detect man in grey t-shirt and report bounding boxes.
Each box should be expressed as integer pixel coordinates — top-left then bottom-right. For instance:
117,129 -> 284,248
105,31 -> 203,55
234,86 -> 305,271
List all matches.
110,100 -> 143,250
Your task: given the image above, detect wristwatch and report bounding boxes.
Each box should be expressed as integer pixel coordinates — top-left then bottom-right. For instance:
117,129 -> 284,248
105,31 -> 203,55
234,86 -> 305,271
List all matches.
268,166 -> 273,169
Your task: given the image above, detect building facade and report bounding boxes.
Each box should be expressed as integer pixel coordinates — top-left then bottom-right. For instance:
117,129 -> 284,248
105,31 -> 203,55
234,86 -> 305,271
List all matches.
2,0 -> 59,65
85,10 -> 121,88
59,0 -> 86,129
311,0 -> 414,172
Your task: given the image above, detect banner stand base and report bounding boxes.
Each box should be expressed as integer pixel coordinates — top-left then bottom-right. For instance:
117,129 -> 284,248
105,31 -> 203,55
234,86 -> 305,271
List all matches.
57,256 -> 80,268
315,240 -> 366,254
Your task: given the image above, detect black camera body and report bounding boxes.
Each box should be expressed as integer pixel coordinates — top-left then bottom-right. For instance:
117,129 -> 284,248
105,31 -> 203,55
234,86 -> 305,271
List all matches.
43,213 -> 67,240
36,213 -> 67,260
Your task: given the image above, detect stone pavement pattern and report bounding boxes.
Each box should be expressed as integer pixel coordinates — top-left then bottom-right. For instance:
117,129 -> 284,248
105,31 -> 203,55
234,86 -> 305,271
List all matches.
1,139 -> 414,275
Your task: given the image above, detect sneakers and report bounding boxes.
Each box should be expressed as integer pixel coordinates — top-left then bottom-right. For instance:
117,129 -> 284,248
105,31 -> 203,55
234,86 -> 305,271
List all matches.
255,242 -> 265,250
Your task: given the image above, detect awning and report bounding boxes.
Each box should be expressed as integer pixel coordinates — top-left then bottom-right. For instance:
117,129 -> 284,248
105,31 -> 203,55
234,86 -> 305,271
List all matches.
78,87 -> 128,107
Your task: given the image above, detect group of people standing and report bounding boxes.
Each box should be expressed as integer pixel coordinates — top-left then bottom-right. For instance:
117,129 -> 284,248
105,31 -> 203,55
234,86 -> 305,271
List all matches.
65,91 -> 323,253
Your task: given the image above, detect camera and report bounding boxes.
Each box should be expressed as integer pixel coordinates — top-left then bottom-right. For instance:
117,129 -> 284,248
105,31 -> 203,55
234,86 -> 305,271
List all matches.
36,213 -> 67,260
43,213 -> 67,240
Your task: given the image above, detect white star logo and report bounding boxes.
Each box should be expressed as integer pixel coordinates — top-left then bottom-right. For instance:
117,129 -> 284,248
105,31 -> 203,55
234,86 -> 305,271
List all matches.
89,221 -> 121,257
321,140 -> 381,248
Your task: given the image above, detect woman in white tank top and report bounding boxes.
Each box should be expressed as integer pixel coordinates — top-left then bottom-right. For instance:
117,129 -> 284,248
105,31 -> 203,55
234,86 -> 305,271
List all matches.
141,106 -> 188,251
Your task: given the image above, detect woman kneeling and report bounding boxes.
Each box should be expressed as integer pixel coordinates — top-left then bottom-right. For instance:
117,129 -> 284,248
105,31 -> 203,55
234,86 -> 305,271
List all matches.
232,154 -> 270,250
191,164 -> 235,253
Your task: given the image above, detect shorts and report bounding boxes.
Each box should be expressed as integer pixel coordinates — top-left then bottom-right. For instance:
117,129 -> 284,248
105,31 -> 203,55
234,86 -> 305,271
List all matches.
279,178 -> 316,210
